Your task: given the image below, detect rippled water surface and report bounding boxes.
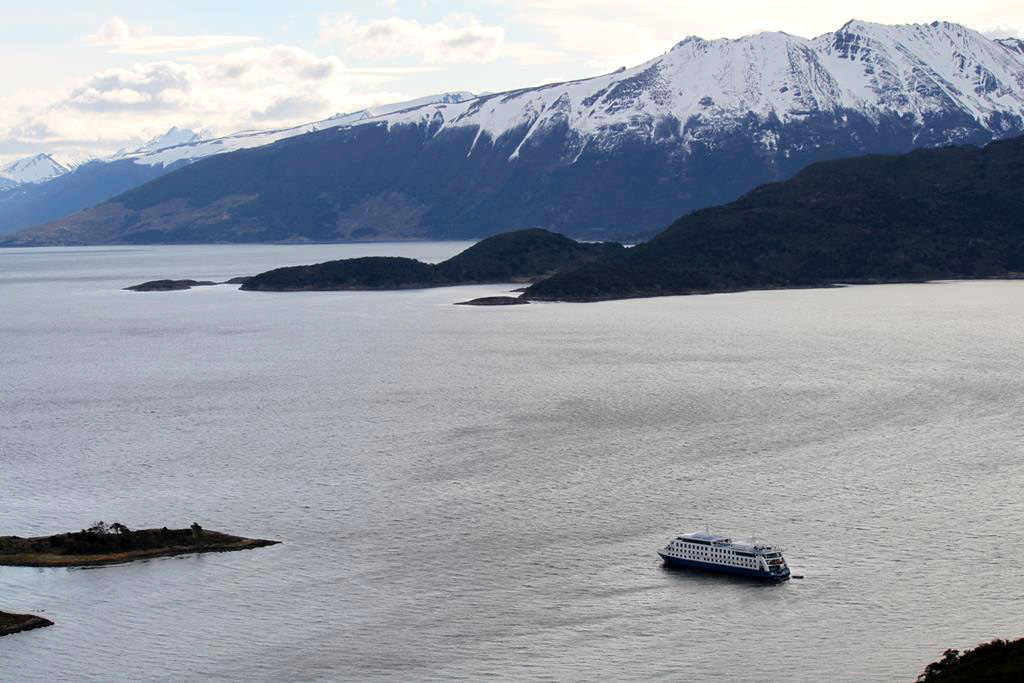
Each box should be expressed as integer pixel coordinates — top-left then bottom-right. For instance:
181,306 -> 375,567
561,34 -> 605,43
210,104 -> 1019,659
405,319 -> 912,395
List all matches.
2,244 -> 1023,682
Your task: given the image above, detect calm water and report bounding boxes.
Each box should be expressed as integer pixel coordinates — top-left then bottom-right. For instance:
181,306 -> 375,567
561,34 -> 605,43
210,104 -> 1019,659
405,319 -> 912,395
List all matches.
2,244 -> 1023,682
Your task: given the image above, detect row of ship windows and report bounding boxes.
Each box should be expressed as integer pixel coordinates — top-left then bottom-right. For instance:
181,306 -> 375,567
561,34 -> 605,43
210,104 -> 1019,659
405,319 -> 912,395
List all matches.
671,549 -> 758,565
674,544 -> 756,558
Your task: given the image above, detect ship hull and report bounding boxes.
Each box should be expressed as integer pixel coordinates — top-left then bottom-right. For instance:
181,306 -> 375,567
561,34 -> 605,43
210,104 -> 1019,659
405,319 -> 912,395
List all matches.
659,553 -> 790,582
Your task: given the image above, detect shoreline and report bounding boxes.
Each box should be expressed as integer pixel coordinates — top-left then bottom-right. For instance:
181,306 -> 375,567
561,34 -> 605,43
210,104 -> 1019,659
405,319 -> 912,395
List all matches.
0,529 -> 279,568
522,276 -> 1024,303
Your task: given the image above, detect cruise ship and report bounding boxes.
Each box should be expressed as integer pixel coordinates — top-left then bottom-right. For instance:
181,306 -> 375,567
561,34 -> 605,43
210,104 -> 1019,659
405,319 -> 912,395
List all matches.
658,530 -> 791,581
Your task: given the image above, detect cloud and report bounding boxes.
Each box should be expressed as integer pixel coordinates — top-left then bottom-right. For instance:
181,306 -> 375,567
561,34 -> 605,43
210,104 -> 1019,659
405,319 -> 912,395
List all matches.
501,0 -> 1024,60
252,94 -> 331,121
498,41 -> 569,66
498,1 -> 683,68
84,17 -> 143,44
980,24 -> 1023,39
68,62 -> 197,111
84,17 -> 259,54
321,14 -> 505,63
0,43 -> 425,163
210,45 -> 344,81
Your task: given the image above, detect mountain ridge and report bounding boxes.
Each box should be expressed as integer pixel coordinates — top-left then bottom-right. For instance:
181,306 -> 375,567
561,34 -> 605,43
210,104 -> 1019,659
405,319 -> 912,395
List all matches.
4,20 -> 1024,246
0,92 -> 476,238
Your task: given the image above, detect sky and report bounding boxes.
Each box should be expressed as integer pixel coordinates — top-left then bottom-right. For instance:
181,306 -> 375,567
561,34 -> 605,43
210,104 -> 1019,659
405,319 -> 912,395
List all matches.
0,0 -> 1022,166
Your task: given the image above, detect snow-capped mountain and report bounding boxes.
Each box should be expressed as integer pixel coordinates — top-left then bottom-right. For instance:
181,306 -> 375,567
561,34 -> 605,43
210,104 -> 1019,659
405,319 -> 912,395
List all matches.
50,151 -> 96,172
4,21 -> 1024,245
361,20 -> 1024,154
111,127 -> 209,159
5,92 -> 474,181
123,92 -> 475,167
0,153 -> 70,186
0,92 -> 476,237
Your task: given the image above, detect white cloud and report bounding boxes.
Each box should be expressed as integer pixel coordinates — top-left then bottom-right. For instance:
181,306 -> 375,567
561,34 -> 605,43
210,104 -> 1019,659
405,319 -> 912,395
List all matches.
68,62 -> 198,111
84,17 -> 259,54
209,45 -> 345,82
980,24 -> 1023,39
500,41 -> 569,65
490,1 -> 685,73
252,94 -> 332,121
84,17 -> 144,45
321,14 -> 505,63
502,0 -> 1024,58
0,44 -> 421,163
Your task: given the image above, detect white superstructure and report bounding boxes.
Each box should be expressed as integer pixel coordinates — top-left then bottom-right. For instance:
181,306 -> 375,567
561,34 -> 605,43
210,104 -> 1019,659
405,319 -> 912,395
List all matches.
658,530 -> 790,581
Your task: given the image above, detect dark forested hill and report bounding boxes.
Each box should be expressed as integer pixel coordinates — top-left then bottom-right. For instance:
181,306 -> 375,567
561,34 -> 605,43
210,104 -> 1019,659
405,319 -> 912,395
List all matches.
0,159 -> 182,238
524,136 -> 1024,301
240,229 -> 623,291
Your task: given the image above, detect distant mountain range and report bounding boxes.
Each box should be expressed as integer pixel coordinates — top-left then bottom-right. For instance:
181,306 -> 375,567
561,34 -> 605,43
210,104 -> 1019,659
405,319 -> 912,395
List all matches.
0,130 -> 208,191
0,154 -> 70,189
522,134 -> 1024,301
3,20 -> 1024,246
0,93 -> 474,239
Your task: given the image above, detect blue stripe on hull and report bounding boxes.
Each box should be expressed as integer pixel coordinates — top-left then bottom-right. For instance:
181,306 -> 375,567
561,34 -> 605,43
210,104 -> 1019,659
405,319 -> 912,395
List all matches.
659,553 -> 790,582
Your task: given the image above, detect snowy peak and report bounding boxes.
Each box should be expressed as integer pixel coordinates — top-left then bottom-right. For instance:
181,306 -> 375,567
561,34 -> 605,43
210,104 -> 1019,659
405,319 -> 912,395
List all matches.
126,92 -> 476,168
112,127 -> 208,159
996,37 -> 1024,58
50,151 -> 96,171
0,153 -> 70,186
322,92 -> 475,126
136,127 -> 208,153
353,20 -> 1024,154
811,20 -> 1024,122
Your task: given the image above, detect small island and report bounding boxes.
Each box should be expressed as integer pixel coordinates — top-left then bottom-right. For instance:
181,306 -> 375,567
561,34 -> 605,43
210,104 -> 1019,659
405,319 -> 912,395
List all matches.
125,276 -> 253,291
455,296 -> 529,306
124,279 -> 217,292
0,522 -> 279,567
0,611 -> 54,637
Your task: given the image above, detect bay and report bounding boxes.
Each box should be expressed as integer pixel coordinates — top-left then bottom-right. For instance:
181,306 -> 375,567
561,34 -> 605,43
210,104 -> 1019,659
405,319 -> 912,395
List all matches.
2,244 -> 1023,681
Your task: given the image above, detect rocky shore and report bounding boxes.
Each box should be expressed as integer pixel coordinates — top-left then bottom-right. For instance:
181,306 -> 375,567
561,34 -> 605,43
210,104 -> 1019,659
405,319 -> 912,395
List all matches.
0,611 -> 54,637
0,525 -> 279,568
455,296 -> 529,306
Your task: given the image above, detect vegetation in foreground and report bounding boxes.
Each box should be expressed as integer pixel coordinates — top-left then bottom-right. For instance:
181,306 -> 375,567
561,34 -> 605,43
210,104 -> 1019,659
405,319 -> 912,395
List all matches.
240,228 -> 623,291
916,637 -> 1024,682
0,611 -> 54,637
0,522 -> 278,567
525,135 -> 1024,301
